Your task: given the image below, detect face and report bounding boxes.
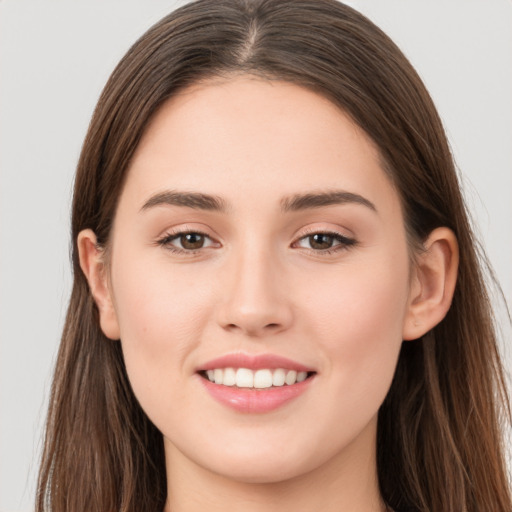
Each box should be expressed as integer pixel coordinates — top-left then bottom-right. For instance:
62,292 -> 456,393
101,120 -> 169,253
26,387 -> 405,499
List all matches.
104,76 -> 414,483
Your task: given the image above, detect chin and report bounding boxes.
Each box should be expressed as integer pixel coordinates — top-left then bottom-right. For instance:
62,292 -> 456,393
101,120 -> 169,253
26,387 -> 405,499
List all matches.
204,454 -> 315,485
176,435 -> 331,485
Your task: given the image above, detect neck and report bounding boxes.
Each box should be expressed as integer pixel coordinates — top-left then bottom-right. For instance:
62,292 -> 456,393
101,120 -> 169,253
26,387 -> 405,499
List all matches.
163,417 -> 386,512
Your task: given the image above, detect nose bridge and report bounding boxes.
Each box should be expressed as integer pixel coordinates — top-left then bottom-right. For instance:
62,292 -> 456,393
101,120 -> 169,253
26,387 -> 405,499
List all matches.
217,236 -> 292,336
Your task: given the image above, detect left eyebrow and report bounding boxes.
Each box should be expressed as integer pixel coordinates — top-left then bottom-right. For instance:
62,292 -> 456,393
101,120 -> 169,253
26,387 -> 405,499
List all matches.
280,190 -> 377,213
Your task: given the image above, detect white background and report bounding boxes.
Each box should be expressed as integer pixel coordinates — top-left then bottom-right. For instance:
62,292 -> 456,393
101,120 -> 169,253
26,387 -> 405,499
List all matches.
1,1 -> 511,510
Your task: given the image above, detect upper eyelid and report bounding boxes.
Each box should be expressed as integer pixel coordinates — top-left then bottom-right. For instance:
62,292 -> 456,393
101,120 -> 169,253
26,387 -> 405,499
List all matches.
299,228 -> 346,236
158,230 -> 217,244
293,226 -> 354,240
157,224 -> 218,239
158,227 -> 351,238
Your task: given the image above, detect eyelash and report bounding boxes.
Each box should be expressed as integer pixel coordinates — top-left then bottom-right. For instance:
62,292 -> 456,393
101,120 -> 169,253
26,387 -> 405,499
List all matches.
293,229 -> 357,255
156,229 -> 215,255
156,229 -> 357,256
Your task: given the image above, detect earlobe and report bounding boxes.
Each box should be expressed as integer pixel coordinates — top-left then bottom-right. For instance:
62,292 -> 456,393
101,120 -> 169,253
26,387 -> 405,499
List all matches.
402,227 -> 459,341
77,229 -> 120,340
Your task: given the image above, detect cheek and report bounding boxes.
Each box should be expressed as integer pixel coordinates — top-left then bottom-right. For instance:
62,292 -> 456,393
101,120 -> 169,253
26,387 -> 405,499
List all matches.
109,254 -> 214,403
301,252 -> 410,398
282,254 -> 410,463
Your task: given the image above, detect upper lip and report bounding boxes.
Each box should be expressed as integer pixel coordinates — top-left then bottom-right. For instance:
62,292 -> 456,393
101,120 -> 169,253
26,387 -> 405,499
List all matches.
197,353 -> 315,373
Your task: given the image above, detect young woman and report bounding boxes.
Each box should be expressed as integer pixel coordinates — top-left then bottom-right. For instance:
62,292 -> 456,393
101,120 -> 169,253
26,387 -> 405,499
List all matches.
36,1 -> 511,511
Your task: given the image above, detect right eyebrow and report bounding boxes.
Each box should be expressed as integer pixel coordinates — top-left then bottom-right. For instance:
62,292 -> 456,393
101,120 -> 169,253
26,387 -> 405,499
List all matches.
140,190 -> 228,213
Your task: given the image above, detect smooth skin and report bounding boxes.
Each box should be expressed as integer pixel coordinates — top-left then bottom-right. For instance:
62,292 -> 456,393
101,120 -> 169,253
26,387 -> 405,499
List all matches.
78,76 -> 458,512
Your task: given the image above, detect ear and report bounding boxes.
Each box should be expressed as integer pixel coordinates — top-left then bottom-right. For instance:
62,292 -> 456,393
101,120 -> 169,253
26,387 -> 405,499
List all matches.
77,229 -> 120,340
402,227 -> 459,341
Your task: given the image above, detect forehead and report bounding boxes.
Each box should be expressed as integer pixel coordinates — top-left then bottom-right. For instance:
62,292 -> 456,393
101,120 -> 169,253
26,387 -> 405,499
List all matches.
122,76 -> 400,217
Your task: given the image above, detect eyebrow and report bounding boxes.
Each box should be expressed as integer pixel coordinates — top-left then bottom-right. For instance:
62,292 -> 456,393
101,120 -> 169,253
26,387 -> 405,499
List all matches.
140,189 -> 377,214
140,190 -> 228,212
280,190 -> 377,213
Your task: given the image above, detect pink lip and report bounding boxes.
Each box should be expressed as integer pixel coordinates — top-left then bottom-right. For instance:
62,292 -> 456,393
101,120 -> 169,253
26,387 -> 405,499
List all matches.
197,353 -> 314,372
196,353 -> 316,413
198,375 -> 314,413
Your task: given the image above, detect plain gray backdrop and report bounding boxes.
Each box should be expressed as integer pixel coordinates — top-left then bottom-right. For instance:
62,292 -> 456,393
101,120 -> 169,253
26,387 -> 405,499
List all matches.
1,1 -> 511,511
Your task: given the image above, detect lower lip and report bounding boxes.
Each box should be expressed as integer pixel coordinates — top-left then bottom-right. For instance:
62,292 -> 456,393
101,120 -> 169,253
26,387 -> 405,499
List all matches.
198,375 -> 314,413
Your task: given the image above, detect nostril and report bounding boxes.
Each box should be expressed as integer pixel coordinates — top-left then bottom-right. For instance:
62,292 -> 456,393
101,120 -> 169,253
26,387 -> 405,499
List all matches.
223,322 -> 282,333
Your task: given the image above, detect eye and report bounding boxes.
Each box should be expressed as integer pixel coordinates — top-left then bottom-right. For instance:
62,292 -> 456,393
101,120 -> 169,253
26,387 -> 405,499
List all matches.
157,231 -> 218,253
294,231 -> 356,253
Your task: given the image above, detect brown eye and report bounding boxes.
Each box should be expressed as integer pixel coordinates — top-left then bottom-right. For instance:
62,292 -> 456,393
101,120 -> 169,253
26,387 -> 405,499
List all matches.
308,233 -> 335,250
180,233 -> 205,250
294,231 -> 356,254
158,231 -> 217,252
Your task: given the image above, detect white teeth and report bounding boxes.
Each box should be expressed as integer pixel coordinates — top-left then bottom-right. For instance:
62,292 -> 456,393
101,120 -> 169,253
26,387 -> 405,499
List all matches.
223,367 -> 236,386
236,368 -> 254,388
272,368 -> 286,387
204,367 -> 311,388
214,368 -> 223,384
285,370 -> 297,385
296,371 -> 307,382
254,369 -> 273,389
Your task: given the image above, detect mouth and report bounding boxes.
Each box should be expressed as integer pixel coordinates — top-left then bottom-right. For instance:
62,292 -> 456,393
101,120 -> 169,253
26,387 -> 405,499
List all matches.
196,353 -> 317,412
198,367 -> 316,389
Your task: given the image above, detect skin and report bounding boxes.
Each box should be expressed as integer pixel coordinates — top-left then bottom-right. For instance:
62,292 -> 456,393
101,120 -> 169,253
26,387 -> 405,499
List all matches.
79,76 -> 458,511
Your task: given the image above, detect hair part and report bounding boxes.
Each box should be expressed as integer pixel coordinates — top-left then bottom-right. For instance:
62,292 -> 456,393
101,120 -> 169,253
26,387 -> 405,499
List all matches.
37,1 -> 511,511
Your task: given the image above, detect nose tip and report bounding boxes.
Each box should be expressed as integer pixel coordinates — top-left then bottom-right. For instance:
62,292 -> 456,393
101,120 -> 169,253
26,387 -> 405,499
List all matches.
216,257 -> 293,338
219,296 -> 293,337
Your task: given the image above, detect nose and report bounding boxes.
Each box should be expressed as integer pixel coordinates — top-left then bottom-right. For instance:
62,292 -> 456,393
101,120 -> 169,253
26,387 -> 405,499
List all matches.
216,244 -> 293,338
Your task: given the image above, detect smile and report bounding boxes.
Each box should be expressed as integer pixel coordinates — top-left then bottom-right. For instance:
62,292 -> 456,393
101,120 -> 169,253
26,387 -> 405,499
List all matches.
201,367 -> 311,388
197,354 -> 316,413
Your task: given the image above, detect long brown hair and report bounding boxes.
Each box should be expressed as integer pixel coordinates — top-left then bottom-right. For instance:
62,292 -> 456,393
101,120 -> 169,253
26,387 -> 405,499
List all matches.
36,1 -> 511,511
